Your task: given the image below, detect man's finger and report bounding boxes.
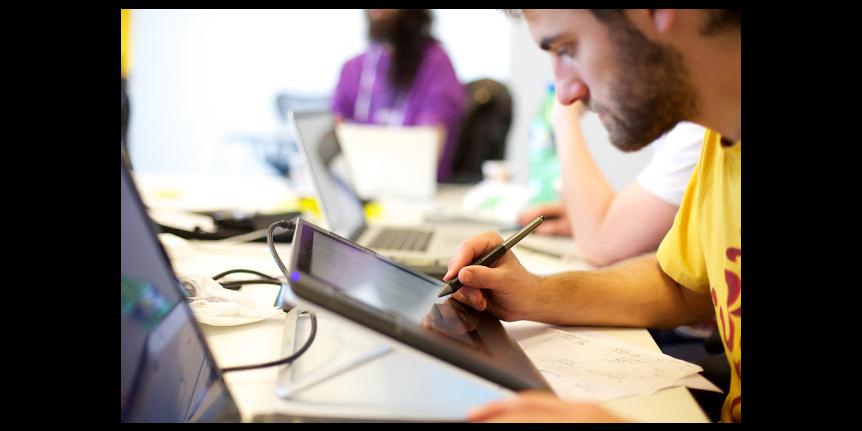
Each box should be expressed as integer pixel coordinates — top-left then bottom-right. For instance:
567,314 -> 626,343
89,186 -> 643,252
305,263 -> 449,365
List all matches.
458,265 -> 505,291
468,396 -> 525,422
445,231 -> 503,281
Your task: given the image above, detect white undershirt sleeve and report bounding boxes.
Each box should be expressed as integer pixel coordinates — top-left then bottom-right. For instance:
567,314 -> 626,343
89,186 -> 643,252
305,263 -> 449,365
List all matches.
636,122 -> 707,206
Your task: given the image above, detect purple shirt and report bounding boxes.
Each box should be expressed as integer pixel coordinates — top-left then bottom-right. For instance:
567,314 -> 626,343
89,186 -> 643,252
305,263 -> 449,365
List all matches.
331,41 -> 466,182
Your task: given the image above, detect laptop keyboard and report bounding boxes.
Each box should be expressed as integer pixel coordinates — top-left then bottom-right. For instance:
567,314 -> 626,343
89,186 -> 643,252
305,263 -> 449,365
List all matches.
368,227 -> 434,252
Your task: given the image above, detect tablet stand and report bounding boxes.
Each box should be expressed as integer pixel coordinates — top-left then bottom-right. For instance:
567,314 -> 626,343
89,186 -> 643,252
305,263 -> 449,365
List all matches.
275,308 -> 393,399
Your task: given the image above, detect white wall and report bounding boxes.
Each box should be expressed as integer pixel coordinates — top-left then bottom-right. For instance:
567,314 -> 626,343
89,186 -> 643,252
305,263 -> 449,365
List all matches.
434,9 -> 511,83
128,9 -> 512,177
128,9 -> 652,190
128,9 -> 366,176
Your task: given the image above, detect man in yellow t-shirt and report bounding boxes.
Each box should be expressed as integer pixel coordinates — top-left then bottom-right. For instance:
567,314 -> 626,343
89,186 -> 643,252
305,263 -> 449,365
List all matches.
658,129 -> 741,421
438,10 -> 742,422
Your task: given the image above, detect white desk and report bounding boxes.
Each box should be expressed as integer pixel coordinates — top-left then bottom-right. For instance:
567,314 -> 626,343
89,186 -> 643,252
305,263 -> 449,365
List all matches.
140,173 -> 708,422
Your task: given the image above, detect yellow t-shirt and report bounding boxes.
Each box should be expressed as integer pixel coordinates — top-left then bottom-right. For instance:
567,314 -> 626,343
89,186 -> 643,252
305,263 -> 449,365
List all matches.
657,129 -> 741,422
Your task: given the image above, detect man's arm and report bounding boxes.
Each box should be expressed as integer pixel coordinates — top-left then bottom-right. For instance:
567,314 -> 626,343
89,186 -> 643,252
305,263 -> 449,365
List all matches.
533,254 -> 714,328
552,101 -> 679,267
444,232 -> 714,329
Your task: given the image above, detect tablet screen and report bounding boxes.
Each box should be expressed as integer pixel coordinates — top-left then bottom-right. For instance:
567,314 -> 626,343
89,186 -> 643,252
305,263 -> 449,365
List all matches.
298,226 -> 489,352
309,229 -> 439,323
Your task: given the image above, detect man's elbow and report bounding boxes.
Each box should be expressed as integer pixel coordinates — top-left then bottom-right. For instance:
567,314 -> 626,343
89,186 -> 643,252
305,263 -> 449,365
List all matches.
577,232 -> 664,268
577,241 -> 629,268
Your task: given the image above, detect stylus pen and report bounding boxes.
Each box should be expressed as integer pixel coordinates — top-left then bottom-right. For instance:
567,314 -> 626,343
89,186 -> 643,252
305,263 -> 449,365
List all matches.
437,215 -> 545,298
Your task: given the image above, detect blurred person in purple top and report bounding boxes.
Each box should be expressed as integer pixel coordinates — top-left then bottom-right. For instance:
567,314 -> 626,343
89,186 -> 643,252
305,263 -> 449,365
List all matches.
331,9 -> 467,182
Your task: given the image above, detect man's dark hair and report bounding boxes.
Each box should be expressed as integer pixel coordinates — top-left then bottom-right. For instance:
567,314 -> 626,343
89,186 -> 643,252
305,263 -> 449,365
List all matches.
369,9 -> 436,90
591,9 -> 740,36
700,9 -> 741,35
504,9 -> 741,36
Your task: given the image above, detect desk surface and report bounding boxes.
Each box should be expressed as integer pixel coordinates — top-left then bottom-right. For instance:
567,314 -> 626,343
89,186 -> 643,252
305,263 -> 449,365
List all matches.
140,173 -> 708,422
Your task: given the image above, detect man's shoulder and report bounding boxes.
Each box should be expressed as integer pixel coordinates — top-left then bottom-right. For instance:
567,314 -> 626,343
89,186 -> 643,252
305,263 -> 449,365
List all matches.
340,51 -> 367,75
660,122 -> 707,150
423,41 -> 455,65
649,122 -> 707,162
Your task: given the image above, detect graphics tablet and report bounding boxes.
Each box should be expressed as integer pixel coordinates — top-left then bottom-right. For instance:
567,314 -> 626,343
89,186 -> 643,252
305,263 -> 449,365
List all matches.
287,218 -> 552,393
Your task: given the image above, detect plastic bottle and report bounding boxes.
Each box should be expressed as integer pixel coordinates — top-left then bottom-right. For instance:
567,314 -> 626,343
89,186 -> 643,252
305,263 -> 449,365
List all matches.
526,83 -> 562,205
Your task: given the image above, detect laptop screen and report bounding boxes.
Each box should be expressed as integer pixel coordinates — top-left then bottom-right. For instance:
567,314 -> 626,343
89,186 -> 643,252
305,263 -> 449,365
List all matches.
291,111 -> 367,240
121,159 -> 239,422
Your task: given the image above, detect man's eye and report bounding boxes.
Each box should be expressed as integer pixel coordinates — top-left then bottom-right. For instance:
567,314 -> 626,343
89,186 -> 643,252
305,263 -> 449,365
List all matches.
556,46 -> 575,59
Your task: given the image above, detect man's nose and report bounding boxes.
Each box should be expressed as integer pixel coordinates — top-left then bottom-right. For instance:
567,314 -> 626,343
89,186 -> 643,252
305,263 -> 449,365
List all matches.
555,79 -> 589,106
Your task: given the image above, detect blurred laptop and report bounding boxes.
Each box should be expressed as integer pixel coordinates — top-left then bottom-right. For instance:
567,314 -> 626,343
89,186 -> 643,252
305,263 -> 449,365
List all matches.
121,158 -> 454,423
122,158 -> 241,422
289,111 -> 486,277
335,122 -> 438,201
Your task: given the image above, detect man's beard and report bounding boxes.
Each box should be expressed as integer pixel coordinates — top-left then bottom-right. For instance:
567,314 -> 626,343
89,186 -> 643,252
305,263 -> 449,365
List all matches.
596,21 -> 701,152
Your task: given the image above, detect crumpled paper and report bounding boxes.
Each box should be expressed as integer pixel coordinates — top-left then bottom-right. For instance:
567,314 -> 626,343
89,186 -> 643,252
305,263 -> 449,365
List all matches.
180,275 -> 284,326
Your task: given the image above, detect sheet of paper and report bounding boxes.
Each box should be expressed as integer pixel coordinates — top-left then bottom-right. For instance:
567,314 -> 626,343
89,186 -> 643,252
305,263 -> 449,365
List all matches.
520,328 -> 704,402
672,373 -> 723,393
566,329 -> 723,395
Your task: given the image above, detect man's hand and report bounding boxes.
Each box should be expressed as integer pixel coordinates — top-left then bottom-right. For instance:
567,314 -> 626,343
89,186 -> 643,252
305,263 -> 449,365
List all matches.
468,391 -> 625,423
517,203 -> 573,236
551,99 -> 587,129
443,231 -> 545,321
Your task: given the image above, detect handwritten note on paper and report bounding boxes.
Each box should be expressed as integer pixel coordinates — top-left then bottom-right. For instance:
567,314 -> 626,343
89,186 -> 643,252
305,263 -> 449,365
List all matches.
520,329 -> 705,402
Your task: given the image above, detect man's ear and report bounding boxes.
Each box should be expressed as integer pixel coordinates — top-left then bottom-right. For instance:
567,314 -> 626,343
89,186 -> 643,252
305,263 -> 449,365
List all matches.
650,9 -> 676,34
625,9 -> 677,37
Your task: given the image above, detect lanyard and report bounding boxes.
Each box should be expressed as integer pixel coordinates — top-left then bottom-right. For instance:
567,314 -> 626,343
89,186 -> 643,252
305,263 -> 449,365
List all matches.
354,44 -> 408,126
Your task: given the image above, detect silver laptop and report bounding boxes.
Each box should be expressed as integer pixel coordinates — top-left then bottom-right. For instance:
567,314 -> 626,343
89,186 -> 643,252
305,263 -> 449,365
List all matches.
289,110 -> 485,277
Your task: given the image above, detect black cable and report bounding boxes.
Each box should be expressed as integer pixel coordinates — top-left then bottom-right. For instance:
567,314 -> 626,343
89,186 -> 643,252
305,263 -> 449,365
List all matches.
221,311 -> 317,373
213,269 -> 278,281
219,217 -> 308,373
212,269 -> 280,291
266,219 -> 293,280
219,279 -> 283,289
211,221 -> 293,292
